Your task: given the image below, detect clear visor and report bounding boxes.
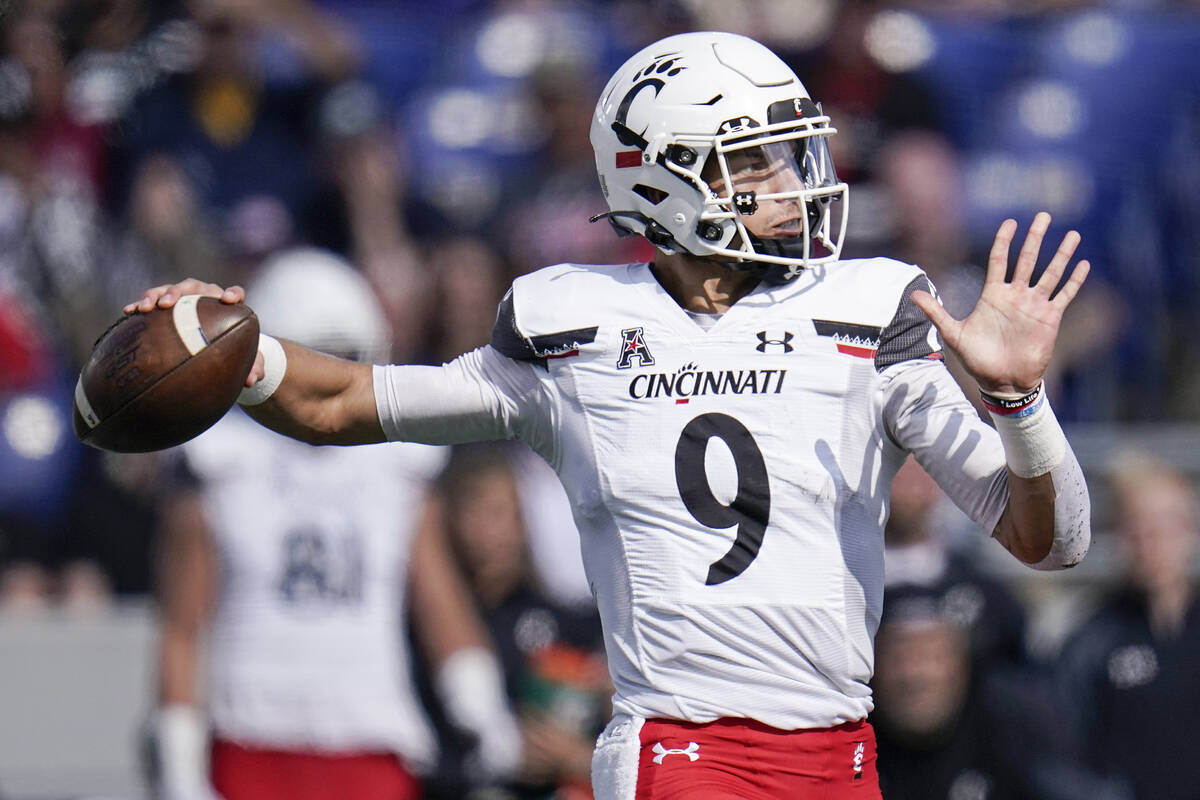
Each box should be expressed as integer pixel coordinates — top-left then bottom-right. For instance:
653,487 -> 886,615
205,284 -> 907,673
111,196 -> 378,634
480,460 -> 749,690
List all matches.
698,122 -> 846,272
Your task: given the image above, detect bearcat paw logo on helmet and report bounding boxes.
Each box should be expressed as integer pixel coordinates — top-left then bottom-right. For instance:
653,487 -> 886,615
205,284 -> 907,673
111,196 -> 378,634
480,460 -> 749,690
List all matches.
633,54 -> 687,82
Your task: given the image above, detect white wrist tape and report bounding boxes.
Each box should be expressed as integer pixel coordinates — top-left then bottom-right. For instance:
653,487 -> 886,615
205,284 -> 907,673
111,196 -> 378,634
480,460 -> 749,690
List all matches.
237,334 -> 287,406
983,383 -> 1068,478
436,647 -> 521,777
151,704 -> 211,792
436,646 -> 510,730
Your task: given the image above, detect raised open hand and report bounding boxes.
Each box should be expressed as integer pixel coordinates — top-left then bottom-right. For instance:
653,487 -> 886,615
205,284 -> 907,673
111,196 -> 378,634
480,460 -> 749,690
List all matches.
911,212 -> 1090,396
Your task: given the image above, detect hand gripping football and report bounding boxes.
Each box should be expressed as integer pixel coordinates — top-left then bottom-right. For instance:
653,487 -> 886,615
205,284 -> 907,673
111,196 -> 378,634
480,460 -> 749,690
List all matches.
73,296 -> 259,452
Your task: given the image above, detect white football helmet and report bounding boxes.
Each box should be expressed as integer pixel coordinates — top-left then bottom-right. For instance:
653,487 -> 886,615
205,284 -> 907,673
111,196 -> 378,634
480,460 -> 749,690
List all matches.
591,31 -> 848,282
248,247 -> 391,363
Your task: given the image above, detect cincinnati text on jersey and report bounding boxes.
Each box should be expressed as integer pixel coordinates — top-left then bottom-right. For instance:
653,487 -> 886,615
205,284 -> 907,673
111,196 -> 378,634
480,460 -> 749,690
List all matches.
628,363 -> 787,401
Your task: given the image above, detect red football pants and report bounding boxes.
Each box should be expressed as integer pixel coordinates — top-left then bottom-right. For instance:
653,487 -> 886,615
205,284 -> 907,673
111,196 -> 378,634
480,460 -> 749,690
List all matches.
211,739 -> 423,800
632,717 -> 882,799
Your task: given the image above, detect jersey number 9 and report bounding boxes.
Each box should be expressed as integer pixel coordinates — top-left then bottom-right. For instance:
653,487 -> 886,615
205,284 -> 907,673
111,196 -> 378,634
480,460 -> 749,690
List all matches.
674,413 -> 771,585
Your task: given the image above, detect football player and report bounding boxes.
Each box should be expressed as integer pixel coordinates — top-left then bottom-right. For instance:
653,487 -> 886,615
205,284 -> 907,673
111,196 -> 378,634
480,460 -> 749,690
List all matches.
147,249 -> 520,800
128,32 -> 1092,800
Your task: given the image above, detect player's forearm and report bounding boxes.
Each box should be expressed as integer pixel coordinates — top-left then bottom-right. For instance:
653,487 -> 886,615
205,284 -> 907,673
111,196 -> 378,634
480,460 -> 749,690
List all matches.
158,625 -> 202,706
991,403 -> 1091,570
241,340 -> 385,445
409,500 -> 489,663
155,492 -> 214,706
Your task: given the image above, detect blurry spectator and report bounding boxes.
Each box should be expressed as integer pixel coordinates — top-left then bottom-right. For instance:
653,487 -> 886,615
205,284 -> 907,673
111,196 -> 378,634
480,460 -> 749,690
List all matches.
112,0 -> 361,269
59,449 -> 166,599
4,6 -> 108,197
425,234 -> 506,365
106,152 -> 225,298
0,294 -> 89,610
438,443 -> 608,800
499,61 -> 653,271
885,456 -> 1029,670
872,594 -> 1033,800
799,0 -> 944,258
0,4 -> 115,363
310,116 -> 438,364
1047,452 -> 1200,800
148,251 -> 520,800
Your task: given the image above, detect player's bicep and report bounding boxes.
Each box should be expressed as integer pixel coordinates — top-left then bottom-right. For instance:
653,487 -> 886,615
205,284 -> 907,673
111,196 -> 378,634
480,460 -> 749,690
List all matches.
374,345 -> 550,448
882,359 -> 1008,533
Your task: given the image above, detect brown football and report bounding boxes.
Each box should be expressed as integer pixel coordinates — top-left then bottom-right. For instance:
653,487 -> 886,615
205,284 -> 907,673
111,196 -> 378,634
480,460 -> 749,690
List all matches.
73,296 -> 259,452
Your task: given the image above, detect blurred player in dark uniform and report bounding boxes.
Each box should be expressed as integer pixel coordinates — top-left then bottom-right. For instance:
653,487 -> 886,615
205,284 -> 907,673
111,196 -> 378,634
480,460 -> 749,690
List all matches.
131,31 -> 1092,799
884,456 -> 1029,671
1047,453 -> 1200,800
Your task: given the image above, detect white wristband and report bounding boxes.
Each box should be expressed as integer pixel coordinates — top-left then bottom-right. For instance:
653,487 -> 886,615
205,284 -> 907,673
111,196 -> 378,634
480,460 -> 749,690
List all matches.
986,389 -> 1068,478
149,704 -> 211,794
436,646 -> 522,777
237,334 -> 287,406
436,647 -> 510,731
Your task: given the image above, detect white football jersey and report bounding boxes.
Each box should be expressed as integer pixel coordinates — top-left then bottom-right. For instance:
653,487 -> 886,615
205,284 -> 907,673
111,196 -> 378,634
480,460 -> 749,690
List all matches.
375,258 -> 1010,729
181,411 -> 447,764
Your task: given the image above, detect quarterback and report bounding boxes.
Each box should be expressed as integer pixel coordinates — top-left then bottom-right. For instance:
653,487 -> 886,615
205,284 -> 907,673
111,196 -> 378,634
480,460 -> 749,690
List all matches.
129,32 -> 1091,800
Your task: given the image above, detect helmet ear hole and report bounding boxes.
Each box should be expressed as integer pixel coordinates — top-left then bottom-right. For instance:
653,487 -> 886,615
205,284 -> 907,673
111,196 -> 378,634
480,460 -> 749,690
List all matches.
633,184 -> 669,205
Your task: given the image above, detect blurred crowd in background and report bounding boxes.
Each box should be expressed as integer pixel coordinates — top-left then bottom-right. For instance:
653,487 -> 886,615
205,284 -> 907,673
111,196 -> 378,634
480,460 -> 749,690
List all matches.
0,0 -> 1198,798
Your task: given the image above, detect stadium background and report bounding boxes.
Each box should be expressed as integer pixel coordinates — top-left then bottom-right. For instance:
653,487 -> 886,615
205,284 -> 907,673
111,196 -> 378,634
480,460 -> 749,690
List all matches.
0,0 -> 1197,797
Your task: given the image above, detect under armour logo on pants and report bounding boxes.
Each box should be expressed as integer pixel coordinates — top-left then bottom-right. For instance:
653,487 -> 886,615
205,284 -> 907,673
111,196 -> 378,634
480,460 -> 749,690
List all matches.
652,741 -> 701,764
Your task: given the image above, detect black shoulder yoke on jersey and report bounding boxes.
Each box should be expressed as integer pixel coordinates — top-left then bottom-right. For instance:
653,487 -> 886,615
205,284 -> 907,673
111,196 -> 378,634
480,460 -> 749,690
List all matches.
490,289 -> 598,368
875,275 -> 941,372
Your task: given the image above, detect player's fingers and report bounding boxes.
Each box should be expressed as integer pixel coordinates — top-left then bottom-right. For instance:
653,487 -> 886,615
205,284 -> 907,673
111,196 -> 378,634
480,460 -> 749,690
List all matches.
1051,260 -> 1090,309
985,218 -> 1017,285
1012,211 -> 1051,285
157,279 -> 229,308
911,290 -> 960,343
1033,230 -> 1081,297
124,284 -> 172,314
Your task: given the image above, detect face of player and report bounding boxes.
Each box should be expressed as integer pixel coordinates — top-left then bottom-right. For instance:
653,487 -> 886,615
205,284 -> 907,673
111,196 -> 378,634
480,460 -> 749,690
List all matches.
704,140 -> 814,242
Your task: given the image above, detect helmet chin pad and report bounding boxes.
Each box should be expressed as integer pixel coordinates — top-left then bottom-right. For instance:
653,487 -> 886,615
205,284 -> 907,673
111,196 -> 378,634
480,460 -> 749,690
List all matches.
740,231 -> 834,284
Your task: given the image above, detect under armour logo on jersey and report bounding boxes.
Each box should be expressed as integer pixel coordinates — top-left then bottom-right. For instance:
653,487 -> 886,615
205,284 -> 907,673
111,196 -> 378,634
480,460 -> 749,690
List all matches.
617,327 -> 655,369
652,741 -> 700,764
756,331 -> 794,353
852,741 -> 865,780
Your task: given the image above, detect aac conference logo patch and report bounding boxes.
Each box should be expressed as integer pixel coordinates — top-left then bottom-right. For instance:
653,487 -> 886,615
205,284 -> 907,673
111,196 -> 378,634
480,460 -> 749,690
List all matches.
617,327 -> 655,369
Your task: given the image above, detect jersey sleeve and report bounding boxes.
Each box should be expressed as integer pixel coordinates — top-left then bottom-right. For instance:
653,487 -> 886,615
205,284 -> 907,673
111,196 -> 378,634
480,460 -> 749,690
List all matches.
874,274 -> 943,371
372,345 -> 554,456
880,357 -> 1009,535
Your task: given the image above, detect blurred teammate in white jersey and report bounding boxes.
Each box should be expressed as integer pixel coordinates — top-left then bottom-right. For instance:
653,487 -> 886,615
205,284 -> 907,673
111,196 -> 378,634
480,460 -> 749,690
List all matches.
131,32 -> 1093,799
148,250 -> 519,800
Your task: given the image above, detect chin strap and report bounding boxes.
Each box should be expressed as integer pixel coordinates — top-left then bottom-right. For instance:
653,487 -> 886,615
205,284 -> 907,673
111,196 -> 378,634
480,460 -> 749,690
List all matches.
589,210 -> 680,252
